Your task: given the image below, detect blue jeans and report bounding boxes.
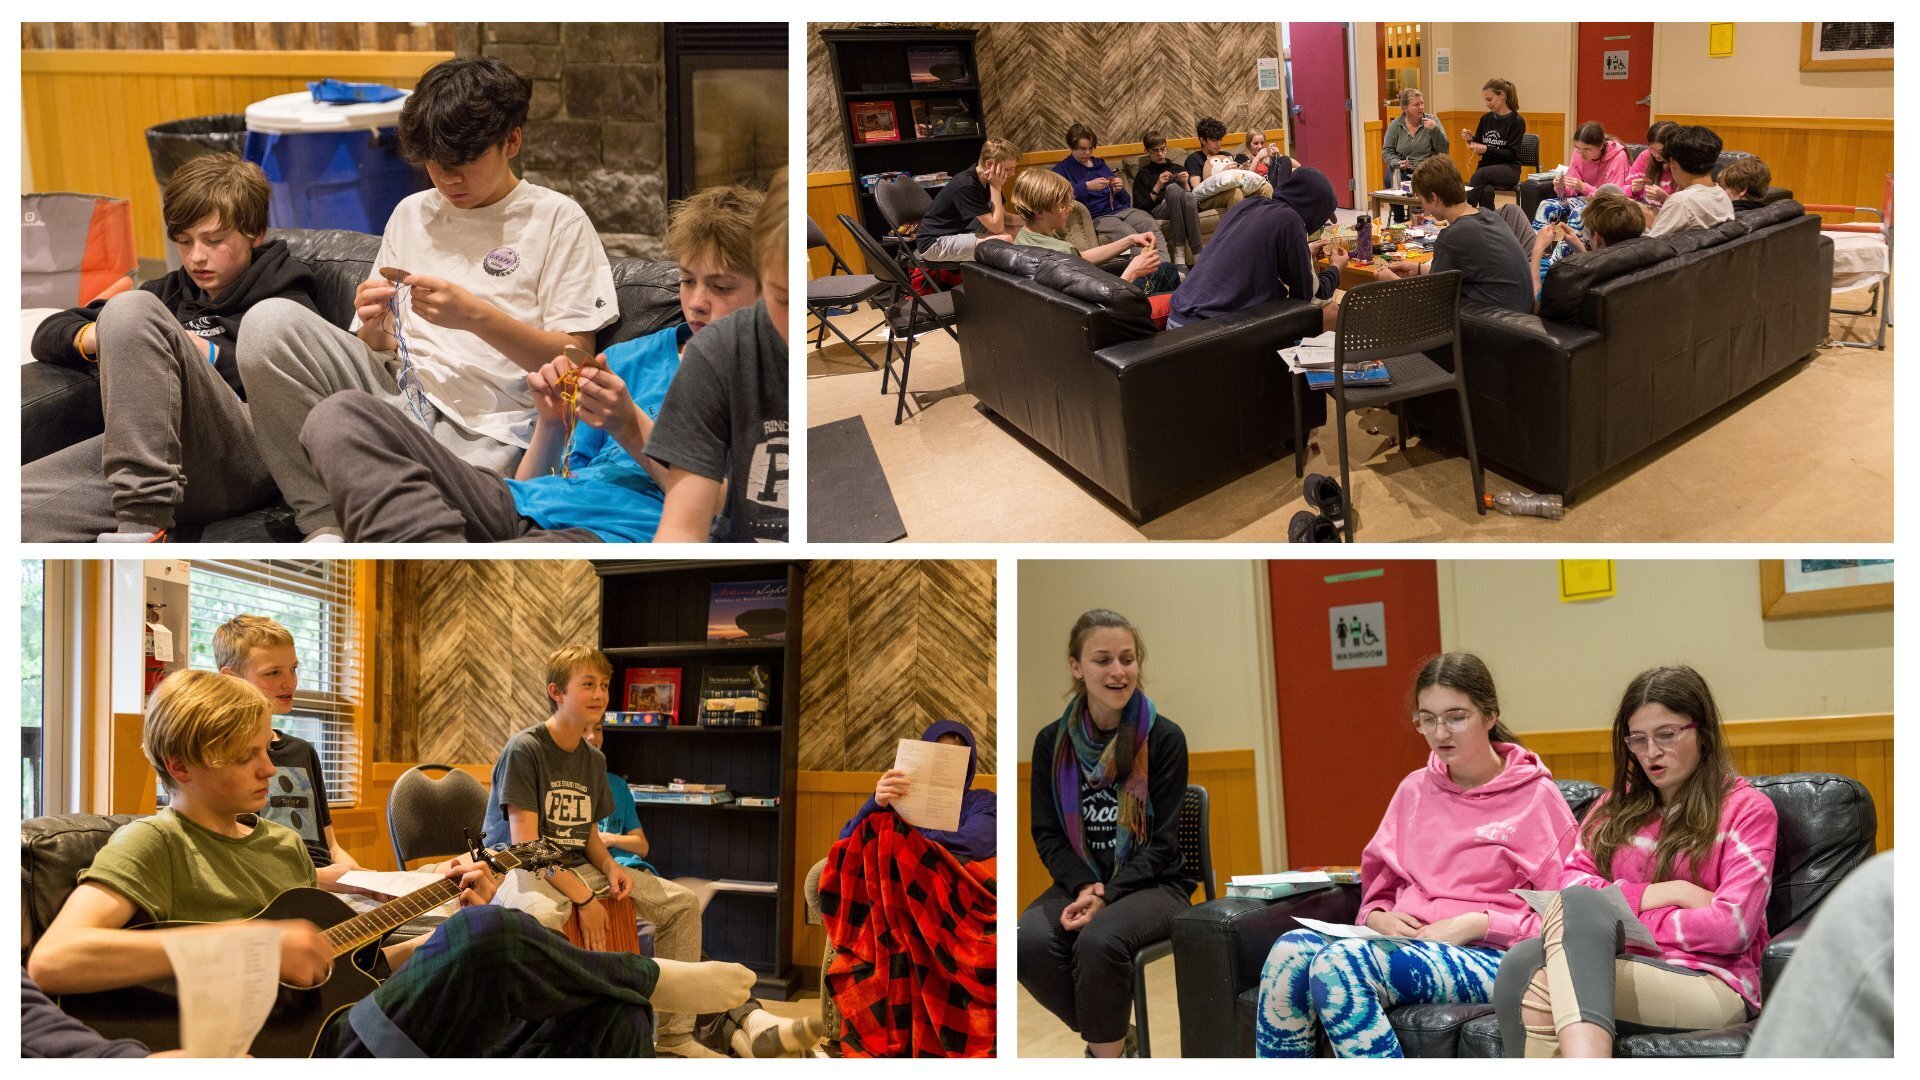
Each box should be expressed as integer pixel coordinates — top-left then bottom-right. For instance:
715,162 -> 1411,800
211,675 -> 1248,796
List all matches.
1255,928 -> 1503,1057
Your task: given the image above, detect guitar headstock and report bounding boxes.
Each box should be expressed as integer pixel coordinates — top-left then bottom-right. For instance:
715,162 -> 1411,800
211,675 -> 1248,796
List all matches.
491,837 -> 573,873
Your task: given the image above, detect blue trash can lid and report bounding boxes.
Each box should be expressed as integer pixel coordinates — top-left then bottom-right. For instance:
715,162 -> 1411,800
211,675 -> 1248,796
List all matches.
245,89 -> 409,133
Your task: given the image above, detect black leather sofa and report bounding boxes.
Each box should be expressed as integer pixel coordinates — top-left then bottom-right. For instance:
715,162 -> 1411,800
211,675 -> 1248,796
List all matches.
1401,200 -> 1831,502
1170,772 -> 1877,1057
956,240 -> 1326,522
21,228 -> 683,540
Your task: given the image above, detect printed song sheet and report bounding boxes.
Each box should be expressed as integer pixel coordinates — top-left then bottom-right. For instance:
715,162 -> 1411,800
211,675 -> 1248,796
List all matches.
889,738 -> 970,832
159,922 -> 285,1057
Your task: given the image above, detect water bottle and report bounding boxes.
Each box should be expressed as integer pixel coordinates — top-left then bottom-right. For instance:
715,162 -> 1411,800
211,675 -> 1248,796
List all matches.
1484,491 -> 1564,520
1355,214 -> 1374,262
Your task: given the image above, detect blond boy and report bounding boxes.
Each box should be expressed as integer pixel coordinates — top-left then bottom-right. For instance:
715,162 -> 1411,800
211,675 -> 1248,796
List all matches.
914,139 -> 1022,263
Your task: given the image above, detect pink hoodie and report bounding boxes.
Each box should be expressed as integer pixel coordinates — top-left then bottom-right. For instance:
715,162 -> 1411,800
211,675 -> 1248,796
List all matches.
1627,148 -> 1676,205
1560,776 -> 1778,1010
1358,742 -> 1579,949
1556,139 -> 1631,198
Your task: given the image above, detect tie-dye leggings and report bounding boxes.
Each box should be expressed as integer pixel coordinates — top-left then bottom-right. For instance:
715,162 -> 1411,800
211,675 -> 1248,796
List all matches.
1255,929 -> 1503,1057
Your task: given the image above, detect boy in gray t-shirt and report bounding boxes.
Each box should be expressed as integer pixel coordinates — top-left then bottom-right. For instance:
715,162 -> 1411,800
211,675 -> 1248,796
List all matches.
646,170 -> 788,543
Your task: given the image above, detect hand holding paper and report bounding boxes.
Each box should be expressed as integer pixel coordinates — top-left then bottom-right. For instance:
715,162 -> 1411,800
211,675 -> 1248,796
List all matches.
1513,886 -> 1658,951
159,922 -> 287,1057
889,738 -> 970,832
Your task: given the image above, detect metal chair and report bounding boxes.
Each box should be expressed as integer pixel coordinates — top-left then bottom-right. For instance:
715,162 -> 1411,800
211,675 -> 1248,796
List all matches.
875,175 -> 961,290
836,213 -> 962,425
806,215 -> 888,369
1806,199 -> 1892,350
1291,270 -> 1484,540
386,763 -> 490,868
1131,783 -> 1213,1058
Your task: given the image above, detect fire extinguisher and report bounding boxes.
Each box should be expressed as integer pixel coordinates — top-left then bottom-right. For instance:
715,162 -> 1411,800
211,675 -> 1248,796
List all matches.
143,602 -> 167,697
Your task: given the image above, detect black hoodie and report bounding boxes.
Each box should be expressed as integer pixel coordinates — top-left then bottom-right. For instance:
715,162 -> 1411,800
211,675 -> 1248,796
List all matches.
1169,167 -> 1340,325
31,239 -> 320,400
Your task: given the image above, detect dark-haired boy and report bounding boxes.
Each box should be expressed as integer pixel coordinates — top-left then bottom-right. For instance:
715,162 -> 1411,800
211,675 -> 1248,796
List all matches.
22,154 -> 319,542
1645,125 -> 1734,237
1185,116 -> 1228,179
240,55 -> 617,541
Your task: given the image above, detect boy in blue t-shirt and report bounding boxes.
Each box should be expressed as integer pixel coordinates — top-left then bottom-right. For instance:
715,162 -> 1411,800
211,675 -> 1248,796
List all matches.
298,185 -> 766,542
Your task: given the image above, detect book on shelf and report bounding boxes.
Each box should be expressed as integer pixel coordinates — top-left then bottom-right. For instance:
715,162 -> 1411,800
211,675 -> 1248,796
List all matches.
848,100 -> 900,144
630,786 -> 735,806
906,45 -> 970,87
910,99 -> 933,139
621,666 -> 682,726
921,98 -> 978,137
735,795 -> 780,808
606,711 -> 669,727
707,580 -> 788,642
698,665 -> 771,727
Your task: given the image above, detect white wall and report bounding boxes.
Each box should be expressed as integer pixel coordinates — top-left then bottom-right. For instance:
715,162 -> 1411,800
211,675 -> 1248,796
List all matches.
1652,22 -> 1893,118
1437,561 -> 1894,732
1017,560 -> 1284,868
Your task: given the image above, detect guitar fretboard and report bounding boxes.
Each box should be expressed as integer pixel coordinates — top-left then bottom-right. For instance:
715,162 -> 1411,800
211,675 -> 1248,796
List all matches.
323,851 -> 524,955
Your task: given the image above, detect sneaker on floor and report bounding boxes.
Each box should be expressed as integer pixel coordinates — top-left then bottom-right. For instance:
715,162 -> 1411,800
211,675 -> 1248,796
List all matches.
1303,472 -> 1346,519
303,529 -> 346,544
1289,510 -> 1340,543
97,528 -> 165,543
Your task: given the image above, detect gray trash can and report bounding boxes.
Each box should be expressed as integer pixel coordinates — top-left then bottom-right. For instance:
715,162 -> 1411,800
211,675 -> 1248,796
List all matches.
144,115 -> 248,270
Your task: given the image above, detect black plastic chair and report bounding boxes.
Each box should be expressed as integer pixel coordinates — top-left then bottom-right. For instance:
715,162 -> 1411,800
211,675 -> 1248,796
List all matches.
836,212 -> 961,425
875,175 -> 962,290
387,763 -> 489,868
806,215 -> 888,369
1291,270 -> 1484,540
1133,783 -> 1213,1058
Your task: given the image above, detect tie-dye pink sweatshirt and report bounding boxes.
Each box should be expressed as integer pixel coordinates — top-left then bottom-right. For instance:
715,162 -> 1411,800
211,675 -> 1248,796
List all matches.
1561,776 -> 1778,1010
1358,742 -> 1580,949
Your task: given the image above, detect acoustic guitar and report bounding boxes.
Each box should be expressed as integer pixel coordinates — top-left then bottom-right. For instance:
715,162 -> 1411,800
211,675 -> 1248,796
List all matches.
58,837 -> 571,1057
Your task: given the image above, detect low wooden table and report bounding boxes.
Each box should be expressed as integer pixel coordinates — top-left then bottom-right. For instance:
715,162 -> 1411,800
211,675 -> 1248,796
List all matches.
1318,250 -> 1434,292
1367,188 -> 1420,221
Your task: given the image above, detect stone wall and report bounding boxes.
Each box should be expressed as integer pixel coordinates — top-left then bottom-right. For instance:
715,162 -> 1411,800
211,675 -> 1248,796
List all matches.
459,22 -> 668,260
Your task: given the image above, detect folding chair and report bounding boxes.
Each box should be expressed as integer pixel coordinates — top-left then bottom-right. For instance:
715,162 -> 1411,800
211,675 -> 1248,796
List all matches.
1808,189 -> 1892,350
836,213 -> 961,424
875,175 -> 960,291
806,215 -> 888,369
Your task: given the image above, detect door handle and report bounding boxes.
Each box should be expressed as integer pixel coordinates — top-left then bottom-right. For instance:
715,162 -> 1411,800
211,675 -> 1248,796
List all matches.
1291,104 -> 1303,116
1636,95 -> 1652,106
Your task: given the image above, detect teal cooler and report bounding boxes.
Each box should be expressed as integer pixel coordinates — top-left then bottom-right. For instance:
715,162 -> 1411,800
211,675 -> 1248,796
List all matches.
243,90 -> 426,234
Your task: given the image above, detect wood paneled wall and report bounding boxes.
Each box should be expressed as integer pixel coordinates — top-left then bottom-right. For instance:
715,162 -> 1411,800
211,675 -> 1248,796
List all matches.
1015,748 -> 1261,911
23,24 -> 454,52
1529,715 -> 1894,854
797,559 -> 996,775
789,770 -> 999,980
22,49 -> 450,259
1658,114 -> 1892,225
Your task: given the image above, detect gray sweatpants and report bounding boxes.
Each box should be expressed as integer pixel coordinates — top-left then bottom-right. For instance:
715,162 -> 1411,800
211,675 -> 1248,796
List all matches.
1093,206 -> 1170,260
21,290 -> 275,541
238,298 -> 521,535
300,390 -> 592,542
1149,183 -> 1204,260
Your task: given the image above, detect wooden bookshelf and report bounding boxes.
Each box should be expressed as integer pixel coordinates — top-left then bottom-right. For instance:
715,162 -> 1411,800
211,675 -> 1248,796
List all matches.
594,560 -> 803,999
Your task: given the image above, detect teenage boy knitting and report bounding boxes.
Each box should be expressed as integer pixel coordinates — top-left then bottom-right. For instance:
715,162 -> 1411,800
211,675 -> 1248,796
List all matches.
1645,125 -> 1735,237
240,55 -> 617,541
22,154 -> 319,542
300,185 -> 765,542
647,168 -> 789,543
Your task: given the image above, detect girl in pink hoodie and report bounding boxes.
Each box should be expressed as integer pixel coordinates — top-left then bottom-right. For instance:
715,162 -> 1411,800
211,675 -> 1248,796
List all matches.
1529,122 -> 1634,269
1494,665 -> 1777,1057
1255,653 -> 1578,1057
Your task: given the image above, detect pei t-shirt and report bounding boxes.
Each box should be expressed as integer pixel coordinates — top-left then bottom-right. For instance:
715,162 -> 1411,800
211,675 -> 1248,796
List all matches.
644,300 -> 788,543
482,722 -> 615,853
366,180 -> 618,449
262,732 -> 335,868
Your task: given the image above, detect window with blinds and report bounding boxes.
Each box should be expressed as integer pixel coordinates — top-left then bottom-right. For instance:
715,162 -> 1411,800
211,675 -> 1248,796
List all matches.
187,560 -> 360,805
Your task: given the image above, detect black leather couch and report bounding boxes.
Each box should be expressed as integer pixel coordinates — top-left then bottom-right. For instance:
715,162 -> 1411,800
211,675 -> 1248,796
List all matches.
21,228 -> 683,540
1170,772 -> 1877,1057
956,240 -> 1326,522
1401,200 -> 1831,502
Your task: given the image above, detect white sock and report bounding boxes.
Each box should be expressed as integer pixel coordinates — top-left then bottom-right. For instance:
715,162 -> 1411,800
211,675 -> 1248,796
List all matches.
98,529 -> 160,543
733,1010 -> 827,1058
303,528 -> 345,544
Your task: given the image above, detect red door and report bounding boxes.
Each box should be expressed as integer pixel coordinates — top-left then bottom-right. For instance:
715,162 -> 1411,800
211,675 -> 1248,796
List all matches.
1267,560 -> 1440,866
1287,23 -> 1356,209
1577,24 -> 1654,148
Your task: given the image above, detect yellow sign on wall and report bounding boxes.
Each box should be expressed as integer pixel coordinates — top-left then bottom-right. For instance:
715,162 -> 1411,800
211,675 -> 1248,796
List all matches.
1709,23 -> 1736,58
1559,560 -> 1617,602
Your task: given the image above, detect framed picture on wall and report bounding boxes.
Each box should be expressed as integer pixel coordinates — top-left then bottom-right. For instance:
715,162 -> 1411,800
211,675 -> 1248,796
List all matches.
1801,22 -> 1894,72
1759,559 -> 1893,619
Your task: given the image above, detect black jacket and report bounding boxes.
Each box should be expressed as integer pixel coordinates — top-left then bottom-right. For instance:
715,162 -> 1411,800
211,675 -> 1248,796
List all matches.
1029,712 -> 1192,904
1132,160 -> 1188,212
31,239 -> 319,400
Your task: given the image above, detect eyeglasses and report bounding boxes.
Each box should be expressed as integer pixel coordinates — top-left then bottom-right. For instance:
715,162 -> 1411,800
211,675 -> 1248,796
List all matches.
1623,722 -> 1698,755
1411,709 -> 1479,734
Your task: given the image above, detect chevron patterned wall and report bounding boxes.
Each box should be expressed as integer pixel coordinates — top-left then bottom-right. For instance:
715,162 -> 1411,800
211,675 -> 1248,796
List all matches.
809,22 -> 1289,171
797,559 -> 998,775
373,560 -> 997,774
372,560 -> 601,765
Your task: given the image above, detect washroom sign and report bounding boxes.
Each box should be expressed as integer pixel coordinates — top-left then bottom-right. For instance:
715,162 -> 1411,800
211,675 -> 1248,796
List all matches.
1329,602 -> 1387,670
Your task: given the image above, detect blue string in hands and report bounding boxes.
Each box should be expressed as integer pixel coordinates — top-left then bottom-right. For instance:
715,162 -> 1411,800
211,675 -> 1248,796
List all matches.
389,284 -> 433,425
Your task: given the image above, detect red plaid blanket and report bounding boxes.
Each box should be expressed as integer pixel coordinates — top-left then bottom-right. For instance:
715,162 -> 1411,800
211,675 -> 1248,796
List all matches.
821,810 -> 997,1057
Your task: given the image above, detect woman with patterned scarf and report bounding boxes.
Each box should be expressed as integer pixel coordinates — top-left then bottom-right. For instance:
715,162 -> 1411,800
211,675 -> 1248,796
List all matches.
1017,609 -> 1192,1058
